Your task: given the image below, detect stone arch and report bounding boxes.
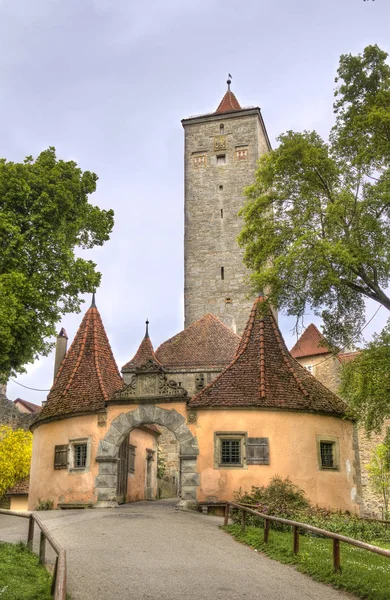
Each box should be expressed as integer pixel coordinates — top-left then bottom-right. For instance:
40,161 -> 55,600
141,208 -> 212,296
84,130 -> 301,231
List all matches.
95,405 -> 199,508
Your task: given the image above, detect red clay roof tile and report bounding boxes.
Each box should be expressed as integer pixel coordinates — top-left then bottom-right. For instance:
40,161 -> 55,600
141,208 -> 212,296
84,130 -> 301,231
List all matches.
122,326 -> 163,372
290,323 -> 331,359
14,398 -> 42,413
189,298 -> 348,416
35,304 -> 123,424
6,477 -> 29,495
155,314 -> 240,369
215,90 -> 241,114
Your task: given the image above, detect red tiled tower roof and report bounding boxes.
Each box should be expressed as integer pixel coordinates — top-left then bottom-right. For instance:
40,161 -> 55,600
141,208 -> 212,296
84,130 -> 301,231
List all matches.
215,90 -> 241,114
290,323 -> 331,359
189,298 -> 348,416
34,302 -> 123,425
122,321 -> 163,372
155,314 -> 240,370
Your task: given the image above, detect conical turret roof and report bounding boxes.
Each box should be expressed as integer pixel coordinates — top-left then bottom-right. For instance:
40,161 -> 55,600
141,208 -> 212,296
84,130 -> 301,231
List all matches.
290,323 -> 331,359
122,322 -> 163,372
34,301 -> 123,425
215,90 -> 241,114
189,298 -> 348,416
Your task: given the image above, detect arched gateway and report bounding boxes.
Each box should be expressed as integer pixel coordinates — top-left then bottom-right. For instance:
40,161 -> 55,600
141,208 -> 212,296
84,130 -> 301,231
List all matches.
95,405 -> 199,507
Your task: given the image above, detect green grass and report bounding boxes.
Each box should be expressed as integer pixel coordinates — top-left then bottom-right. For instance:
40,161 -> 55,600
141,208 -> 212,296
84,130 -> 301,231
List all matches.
224,524 -> 390,600
0,542 -> 53,600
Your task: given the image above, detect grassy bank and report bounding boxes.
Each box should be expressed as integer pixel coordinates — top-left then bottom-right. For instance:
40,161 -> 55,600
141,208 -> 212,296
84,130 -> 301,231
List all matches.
0,542 -> 53,600
224,524 -> 390,600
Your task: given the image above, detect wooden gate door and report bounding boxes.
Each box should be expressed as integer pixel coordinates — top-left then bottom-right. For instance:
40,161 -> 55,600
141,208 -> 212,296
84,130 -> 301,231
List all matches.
116,436 -> 129,504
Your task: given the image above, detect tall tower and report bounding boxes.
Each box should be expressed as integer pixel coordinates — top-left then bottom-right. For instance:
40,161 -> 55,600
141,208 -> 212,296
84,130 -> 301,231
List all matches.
182,80 -> 271,335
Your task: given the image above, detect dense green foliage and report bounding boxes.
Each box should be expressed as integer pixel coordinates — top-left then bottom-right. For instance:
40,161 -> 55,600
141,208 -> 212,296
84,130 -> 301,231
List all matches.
225,525 -> 390,600
0,542 -> 53,600
238,45 -> 390,349
234,476 -> 390,544
340,325 -> 390,432
366,438 -> 390,517
0,147 -> 114,379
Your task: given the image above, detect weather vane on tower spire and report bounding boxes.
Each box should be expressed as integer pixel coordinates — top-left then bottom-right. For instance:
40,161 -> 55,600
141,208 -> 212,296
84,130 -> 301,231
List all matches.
227,73 -> 232,91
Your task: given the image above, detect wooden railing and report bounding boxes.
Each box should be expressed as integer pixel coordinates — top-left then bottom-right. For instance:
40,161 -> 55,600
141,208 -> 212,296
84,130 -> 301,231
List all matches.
0,509 -> 66,600
224,502 -> 390,573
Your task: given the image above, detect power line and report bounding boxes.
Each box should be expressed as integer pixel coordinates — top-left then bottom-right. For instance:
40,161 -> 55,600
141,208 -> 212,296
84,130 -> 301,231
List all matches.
9,378 -> 50,392
311,305 -> 382,368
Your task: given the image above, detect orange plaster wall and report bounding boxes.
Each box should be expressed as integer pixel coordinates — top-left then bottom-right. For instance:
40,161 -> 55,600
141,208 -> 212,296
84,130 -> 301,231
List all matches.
28,415 -> 101,510
195,410 -> 360,513
10,495 -> 29,511
126,428 -> 158,503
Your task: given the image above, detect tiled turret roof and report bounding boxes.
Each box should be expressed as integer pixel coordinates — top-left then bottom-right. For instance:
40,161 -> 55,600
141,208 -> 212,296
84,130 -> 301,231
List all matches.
290,323 -> 331,359
122,322 -> 163,372
215,90 -> 241,114
34,302 -> 123,425
189,298 -> 348,416
155,314 -> 240,370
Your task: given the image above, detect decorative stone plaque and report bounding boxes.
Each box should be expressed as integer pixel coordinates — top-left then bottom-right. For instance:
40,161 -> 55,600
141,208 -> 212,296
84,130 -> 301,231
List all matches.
214,136 -> 226,152
138,374 -> 157,396
236,148 -> 248,160
193,155 -> 206,167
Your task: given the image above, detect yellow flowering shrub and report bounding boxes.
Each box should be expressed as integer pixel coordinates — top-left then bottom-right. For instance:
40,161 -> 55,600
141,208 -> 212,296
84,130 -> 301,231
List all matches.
0,425 -> 32,497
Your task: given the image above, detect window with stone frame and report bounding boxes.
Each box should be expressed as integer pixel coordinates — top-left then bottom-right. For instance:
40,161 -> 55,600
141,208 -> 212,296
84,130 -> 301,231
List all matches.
215,432 -> 246,468
216,154 -> 226,165
317,436 -> 339,471
68,438 -> 90,471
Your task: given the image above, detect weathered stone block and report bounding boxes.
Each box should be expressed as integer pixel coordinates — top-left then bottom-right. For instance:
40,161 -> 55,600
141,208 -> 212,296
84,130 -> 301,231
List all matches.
180,459 -> 197,473
139,404 -> 156,424
181,472 -> 200,487
97,440 -> 118,458
112,414 -> 131,435
95,475 -> 117,488
164,409 -> 185,432
174,422 -> 193,443
97,487 -> 117,502
98,462 -> 118,476
104,427 -> 122,446
181,486 -> 197,501
180,438 -> 199,456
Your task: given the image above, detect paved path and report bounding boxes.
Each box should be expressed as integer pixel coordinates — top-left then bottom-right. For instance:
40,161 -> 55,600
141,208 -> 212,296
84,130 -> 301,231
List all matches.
0,500 -> 354,600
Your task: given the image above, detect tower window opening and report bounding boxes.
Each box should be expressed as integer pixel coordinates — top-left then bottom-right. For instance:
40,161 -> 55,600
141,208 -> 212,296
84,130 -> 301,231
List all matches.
220,124 -> 224,134
217,154 -> 226,165
221,209 -> 223,218
219,184 -> 223,191
221,267 -> 225,280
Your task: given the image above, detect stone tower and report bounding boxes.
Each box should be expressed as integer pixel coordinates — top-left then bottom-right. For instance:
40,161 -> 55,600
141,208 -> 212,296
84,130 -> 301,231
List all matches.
182,80 -> 271,334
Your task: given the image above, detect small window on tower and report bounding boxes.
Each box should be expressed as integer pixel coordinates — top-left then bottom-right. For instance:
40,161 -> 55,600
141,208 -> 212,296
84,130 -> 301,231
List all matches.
217,154 -> 226,165
220,209 -> 223,218
221,267 -> 225,280
219,185 -> 223,191
220,124 -> 224,134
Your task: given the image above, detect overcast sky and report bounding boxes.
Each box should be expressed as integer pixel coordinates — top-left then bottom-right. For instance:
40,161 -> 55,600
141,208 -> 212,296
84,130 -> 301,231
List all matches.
3,0 -> 389,403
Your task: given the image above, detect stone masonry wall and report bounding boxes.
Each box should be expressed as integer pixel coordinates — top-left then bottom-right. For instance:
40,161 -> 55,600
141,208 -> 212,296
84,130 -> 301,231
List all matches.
0,392 -> 35,431
183,109 -> 269,335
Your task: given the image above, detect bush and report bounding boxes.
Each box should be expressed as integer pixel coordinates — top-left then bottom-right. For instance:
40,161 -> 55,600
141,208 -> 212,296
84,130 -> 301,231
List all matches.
35,498 -> 54,511
233,476 -> 390,544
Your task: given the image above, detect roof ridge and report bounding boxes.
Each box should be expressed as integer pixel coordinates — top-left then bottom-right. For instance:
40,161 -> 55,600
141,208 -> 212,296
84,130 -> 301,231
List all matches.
63,308 -> 91,396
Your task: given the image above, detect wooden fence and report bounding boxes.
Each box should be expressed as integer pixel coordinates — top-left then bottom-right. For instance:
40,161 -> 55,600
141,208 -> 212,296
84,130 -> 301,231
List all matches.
0,509 -> 66,600
224,502 -> 390,573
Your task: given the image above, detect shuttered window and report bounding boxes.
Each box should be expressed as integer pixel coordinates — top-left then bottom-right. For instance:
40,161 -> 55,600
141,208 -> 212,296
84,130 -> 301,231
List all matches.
54,445 -> 68,469
128,444 -> 136,474
246,438 -> 269,465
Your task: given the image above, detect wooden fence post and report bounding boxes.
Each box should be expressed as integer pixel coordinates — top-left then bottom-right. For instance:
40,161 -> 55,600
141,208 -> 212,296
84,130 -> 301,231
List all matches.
51,556 -> 58,596
39,531 -> 46,565
27,515 -> 34,550
241,510 -> 246,532
333,538 -> 341,573
264,519 -> 269,543
293,526 -> 299,555
224,503 -> 229,526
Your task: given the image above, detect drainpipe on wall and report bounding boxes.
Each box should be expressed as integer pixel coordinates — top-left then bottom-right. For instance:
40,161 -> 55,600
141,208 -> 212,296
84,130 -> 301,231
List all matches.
53,328 -> 68,381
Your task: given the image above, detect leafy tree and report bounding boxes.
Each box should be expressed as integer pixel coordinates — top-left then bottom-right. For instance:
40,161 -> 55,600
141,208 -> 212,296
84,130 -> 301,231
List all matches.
366,439 -> 390,518
340,328 -> 390,432
238,45 -> 390,348
0,425 -> 32,497
0,147 -> 114,379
